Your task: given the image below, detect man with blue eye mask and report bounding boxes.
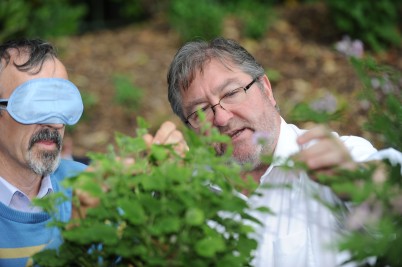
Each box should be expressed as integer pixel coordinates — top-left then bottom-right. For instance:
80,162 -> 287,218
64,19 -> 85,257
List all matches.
0,38 -> 87,267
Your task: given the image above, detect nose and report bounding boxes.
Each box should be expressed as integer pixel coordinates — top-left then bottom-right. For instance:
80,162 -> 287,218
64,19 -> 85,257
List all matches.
212,104 -> 233,127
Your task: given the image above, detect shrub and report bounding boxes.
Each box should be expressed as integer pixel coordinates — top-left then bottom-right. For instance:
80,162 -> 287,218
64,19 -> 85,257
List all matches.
113,74 -> 143,111
33,119 -> 261,266
326,0 -> 402,51
169,0 -> 224,42
298,57 -> 402,266
0,0 -> 86,42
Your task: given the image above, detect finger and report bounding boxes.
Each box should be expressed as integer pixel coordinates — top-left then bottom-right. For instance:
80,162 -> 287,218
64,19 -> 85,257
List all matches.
164,129 -> 184,145
142,133 -> 154,148
153,121 -> 177,144
303,149 -> 345,170
297,125 -> 332,146
75,189 -> 100,207
296,139 -> 353,170
161,129 -> 189,155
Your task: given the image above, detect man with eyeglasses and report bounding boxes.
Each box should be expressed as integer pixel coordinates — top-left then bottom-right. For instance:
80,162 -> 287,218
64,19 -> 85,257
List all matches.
0,38 -> 88,266
167,37 -> 401,266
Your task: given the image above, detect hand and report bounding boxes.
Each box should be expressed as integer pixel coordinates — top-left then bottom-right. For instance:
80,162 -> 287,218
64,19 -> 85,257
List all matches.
71,187 -> 100,220
294,125 -> 357,176
143,121 -> 188,156
71,121 -> 188,221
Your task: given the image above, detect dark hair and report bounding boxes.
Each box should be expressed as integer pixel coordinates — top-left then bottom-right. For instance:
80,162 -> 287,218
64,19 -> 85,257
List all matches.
167,37 -> 265,122
0,38 -> 57,74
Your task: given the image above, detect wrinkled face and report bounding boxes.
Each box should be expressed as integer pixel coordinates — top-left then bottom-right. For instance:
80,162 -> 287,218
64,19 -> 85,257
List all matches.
181,59 -> 281,168
0,50 -> 67,176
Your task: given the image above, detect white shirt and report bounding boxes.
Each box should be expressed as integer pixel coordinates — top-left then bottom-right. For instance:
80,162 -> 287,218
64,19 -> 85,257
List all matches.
0,175 -> 53,212
249,118 -> 380,267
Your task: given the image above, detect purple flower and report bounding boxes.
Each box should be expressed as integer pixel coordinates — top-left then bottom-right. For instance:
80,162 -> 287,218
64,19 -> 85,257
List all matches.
335,36 -> 364,58
309,93 -> 338,113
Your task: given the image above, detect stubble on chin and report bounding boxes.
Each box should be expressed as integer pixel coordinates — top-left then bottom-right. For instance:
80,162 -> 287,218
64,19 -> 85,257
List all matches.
214,139 -> 263,169
27,147 -> 61,176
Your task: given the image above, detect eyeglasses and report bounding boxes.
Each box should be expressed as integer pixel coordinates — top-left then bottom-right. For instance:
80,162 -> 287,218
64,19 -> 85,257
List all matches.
185,77 -> 260,128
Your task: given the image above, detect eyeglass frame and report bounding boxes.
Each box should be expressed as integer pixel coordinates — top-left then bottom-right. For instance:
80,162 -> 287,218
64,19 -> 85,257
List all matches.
185,76 -> 260,128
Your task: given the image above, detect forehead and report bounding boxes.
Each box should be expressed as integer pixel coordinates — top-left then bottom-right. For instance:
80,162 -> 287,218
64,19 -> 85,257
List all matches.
188,59 -> 245,89
181,59 -> 249,112
0,49 -> 67,98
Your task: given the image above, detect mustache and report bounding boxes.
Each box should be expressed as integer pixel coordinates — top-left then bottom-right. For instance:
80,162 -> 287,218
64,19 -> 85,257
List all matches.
29,128 -> 62,151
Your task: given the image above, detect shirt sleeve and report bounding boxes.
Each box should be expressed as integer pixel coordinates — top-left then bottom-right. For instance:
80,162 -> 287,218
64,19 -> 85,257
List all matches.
366,147 -> 402,174
339,135 -> 378,162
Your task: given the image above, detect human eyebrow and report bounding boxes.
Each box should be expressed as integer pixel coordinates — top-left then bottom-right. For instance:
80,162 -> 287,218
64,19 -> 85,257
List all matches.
211,78 -> 241,95
184,78 -> 241,114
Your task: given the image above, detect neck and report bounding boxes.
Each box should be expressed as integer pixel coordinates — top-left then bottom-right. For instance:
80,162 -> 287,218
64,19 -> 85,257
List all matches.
240,163 -> 269,196
0,157 -> 43,199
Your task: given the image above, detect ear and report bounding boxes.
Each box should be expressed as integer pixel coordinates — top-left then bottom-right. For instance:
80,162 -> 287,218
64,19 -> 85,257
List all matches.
260,75 -> 277,107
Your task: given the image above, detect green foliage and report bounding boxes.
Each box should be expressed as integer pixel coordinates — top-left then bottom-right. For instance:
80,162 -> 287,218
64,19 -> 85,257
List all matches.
109,0 -> 167,22
0,0 -> 86,42
225,0 -> 274,40
350,57 -> 402,149
289,91 -> 344,124
299,57 -> 402,266
326,0 -> 402,51
33,119 -> 260,266
168,0 -> 274,42
278,52 -> 401,266
113,74 -> 143,111
0,0 -> 29,41
169,0 -> 224,42
79,90 -> 99,121
288,102 -> 343,123
265,69 -> 282,84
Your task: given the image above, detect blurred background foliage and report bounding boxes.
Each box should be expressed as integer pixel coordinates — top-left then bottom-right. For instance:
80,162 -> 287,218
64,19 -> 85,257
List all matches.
1,0 -> 401,50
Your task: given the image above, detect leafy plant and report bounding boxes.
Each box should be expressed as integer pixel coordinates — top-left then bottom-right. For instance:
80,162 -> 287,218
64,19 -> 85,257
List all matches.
326,0 -> 402,51
289,92 -> 344,124
0,0 -> 30,41
0,0 -> 86,42
169,0 -> 224,42
113,74 -> 143,111
350,57 -> 402,149
33,118 -> 261,266
299,57 -> 402,266
224,0 -> 274,40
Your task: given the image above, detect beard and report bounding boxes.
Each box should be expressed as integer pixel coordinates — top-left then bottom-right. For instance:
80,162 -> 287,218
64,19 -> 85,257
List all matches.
215,139 -> 266,169
27,128 -> 62,176
214,116 -> 278,170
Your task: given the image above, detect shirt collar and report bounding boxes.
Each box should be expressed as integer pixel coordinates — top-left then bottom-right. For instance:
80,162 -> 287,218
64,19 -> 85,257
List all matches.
0,175 -> 53,207
260,117 -> 304,183
0,176 -> 16,206
272,117 -> 302,161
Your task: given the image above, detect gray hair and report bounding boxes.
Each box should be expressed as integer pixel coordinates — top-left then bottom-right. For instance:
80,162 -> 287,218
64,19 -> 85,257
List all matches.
0,38 -> 57,115
0,38 -> 57,74
167,37 -> 265,122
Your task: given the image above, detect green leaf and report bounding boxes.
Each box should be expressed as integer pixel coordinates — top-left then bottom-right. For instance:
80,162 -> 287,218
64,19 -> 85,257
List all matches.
118,199 -> 147,225
150,145 -> 169,162
195,235 -> 226,257
149,216 -> 181,235
63,223 -> 118,245
185,208 -> 205,226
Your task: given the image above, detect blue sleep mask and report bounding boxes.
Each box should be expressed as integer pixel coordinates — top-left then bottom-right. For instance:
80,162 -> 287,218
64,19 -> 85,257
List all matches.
0,78 -> 83,125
